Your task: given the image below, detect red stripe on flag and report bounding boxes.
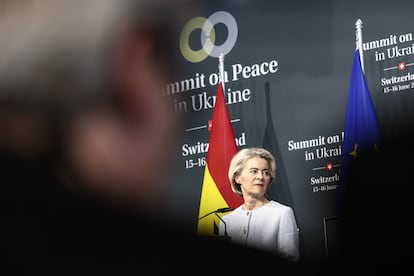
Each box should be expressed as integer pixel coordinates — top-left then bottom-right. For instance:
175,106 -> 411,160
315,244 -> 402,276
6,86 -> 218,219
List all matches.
206,82 -> 243,208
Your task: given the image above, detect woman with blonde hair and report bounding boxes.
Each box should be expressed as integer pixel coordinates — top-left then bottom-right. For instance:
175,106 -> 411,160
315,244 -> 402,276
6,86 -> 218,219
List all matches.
219,147 -> 300,262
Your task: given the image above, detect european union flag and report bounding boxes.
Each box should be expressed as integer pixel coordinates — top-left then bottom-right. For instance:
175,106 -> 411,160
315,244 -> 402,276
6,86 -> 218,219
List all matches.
336,49 -> 382,216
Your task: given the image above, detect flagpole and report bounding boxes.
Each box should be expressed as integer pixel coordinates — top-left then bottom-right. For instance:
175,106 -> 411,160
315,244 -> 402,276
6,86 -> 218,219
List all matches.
355,18 -> 364,72
219,53 -> 226,91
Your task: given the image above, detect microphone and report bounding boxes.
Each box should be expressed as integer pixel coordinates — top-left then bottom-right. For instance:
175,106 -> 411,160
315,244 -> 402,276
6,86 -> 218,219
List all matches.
215,207 -> 234,213
198,207 -> 234,239
198,207 -> 234,220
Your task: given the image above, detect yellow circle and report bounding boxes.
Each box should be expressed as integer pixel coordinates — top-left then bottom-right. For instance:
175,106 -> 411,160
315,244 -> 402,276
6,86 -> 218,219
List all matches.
179,17 -> 216,63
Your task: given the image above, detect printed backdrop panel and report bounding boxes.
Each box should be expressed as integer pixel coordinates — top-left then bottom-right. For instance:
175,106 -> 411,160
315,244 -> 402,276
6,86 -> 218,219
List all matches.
162,0 -> 414,266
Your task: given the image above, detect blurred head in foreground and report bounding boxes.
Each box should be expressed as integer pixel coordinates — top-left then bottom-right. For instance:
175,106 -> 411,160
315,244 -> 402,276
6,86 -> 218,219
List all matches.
0,0 -> 181,212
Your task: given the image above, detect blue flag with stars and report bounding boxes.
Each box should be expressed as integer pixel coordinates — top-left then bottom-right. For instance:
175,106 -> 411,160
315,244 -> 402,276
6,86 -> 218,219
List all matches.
336,49 -> 382,215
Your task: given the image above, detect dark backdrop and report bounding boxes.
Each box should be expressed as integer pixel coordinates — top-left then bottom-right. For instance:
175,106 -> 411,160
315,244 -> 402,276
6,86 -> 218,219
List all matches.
162,0 -> 414,267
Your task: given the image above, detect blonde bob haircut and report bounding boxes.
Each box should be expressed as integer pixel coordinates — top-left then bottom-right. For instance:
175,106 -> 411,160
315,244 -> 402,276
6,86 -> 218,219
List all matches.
228,147 -> 276,197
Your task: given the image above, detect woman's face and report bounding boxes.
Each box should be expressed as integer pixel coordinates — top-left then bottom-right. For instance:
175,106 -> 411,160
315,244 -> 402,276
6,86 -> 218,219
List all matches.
235,156 -> 272,198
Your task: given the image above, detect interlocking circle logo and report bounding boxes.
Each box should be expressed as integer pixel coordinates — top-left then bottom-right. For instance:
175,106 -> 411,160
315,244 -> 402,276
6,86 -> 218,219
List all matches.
180,11 -> 238,63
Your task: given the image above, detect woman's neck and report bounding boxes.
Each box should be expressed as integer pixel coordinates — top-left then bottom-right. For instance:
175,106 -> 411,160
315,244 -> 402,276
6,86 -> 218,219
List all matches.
243,197 -> 269,211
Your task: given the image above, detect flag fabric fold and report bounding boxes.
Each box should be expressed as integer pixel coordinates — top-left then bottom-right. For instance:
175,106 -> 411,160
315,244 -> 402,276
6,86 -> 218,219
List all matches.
197,81 -> 243,236
336,49 -> 382,215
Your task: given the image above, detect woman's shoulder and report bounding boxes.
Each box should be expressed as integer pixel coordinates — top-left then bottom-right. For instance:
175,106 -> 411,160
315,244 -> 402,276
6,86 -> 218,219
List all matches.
222,205 -> 243,218
266,200 -> 293,212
